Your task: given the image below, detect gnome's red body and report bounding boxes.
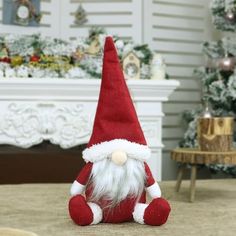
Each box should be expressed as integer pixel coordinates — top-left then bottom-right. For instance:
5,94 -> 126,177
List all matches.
70,162 -> 165,224
68,37 -> 171,226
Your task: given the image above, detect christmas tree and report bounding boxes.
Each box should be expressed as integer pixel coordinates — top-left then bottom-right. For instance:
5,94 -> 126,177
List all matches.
180,0 -> 236,177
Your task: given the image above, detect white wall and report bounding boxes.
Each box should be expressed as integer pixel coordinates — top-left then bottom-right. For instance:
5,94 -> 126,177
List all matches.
0,0 -> 143,42
0,0 -> 213,180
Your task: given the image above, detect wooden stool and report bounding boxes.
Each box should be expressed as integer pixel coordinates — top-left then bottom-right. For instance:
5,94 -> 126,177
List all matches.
171,148 -> 236,202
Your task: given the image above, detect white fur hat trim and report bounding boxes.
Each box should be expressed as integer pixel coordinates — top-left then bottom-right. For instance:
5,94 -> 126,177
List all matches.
83,139 -> 151,163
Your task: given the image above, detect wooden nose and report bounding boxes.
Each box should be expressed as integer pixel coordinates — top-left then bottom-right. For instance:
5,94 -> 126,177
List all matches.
111,150 -> 127,165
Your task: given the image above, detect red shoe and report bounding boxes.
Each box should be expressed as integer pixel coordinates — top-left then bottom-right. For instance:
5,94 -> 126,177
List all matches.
68,195 -> 93,226
144,198 -> 171,226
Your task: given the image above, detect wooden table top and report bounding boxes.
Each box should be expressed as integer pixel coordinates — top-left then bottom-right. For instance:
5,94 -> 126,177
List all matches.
171,148 -> 236,165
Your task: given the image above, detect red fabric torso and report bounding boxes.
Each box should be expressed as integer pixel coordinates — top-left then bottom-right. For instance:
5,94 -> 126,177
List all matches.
85,184 -> 146,223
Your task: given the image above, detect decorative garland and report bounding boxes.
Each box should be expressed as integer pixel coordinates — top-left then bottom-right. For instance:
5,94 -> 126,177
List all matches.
0,27 -> 153,79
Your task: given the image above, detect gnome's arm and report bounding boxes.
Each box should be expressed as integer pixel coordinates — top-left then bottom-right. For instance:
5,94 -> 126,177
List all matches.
70,162 -> 93,196
144,162 -> 161,198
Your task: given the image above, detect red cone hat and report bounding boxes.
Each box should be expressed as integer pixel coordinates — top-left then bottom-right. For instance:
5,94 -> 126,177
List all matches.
83,37 -> 150,163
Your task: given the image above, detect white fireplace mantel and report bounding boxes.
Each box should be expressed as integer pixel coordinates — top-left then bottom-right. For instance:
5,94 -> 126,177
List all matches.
0,78 -> 179,180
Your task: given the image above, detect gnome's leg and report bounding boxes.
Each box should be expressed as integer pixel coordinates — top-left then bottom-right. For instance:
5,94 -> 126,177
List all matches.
69,195 -> 102,226
133,198 -> 171,226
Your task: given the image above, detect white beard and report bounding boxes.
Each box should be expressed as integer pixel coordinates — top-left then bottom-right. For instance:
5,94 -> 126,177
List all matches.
88,158 -> 146,208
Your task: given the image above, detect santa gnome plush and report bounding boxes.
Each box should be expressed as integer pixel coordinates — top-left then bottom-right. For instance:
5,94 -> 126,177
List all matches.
68,37 -> 171,226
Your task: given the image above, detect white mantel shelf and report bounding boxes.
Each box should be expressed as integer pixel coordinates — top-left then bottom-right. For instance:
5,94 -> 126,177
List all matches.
0,78 -> 179,101
0,78 -> 179,181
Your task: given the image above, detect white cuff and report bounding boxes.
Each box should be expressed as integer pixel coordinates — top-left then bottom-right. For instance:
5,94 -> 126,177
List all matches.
88,202 -> 103,225
133,203 -> 148,224
70,181 -> 85,196
146,182 -> 161,198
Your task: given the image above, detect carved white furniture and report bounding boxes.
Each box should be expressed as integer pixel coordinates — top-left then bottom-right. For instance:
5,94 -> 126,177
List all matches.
0,78 -> 179,180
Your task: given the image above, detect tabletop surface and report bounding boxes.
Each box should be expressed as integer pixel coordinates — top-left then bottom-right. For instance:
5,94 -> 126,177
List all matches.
171,148 -> 236,164
172,148 -> 236,155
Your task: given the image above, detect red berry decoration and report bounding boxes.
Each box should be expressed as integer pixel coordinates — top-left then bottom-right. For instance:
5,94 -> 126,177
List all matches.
0,57 -> 11,64
30,55 -> 40,62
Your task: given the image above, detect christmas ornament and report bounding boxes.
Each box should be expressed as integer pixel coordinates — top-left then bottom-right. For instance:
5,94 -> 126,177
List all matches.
74,4 -> 88,25
11,56 -> 23,66
122,51 -> 140,80
219,54 -> 235,77
30,54 -> 40,62
225,9 -> 236,22
0,57 -> 11,64
14,0 -> 42,26
150,53 -> 166,80
68,37 -> 171,226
